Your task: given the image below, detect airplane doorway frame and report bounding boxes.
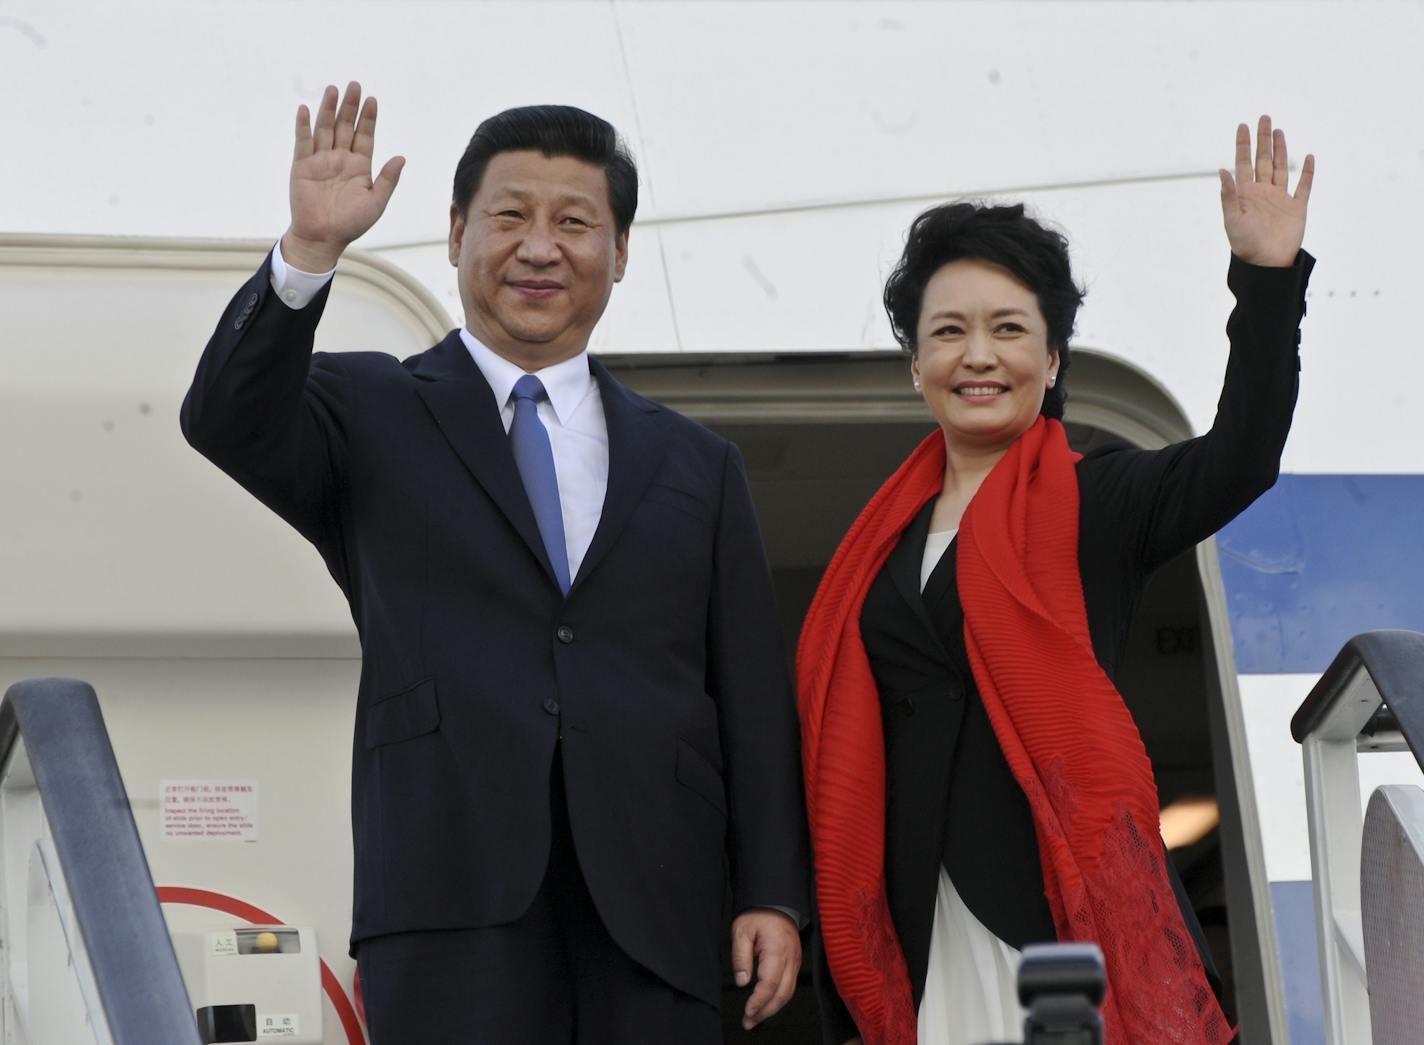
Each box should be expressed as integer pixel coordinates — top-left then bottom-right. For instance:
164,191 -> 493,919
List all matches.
604,347 -> 1288,1044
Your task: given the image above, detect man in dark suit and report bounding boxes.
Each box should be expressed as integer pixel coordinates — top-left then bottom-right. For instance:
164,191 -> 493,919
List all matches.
182,81 -> 809,1043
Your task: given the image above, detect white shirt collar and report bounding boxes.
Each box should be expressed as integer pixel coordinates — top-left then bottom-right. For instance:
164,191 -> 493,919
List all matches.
458,329 -> 593,425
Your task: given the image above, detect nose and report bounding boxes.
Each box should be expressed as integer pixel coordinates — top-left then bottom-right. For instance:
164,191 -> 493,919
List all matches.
961,330 -> 997,370
515,219 -> 561,266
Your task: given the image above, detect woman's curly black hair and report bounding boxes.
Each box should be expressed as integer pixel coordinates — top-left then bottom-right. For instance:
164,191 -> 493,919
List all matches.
883,201 -> 1086,420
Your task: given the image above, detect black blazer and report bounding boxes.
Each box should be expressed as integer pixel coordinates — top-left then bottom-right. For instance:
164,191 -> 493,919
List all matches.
814,253 -> 1314,1043
181,255 -> 811,1007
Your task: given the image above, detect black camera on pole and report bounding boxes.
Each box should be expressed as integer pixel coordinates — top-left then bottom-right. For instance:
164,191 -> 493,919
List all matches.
1019,942 -> 1105,1044
981,941 -> 1106,1045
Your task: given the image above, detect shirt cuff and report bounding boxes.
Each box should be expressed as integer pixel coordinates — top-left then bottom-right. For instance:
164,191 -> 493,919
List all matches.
270,239 -> 337,310
752,904 -> 807,930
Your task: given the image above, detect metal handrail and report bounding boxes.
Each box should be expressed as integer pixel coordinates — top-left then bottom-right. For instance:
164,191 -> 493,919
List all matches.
1291,629 -> 1424,754
1292,630 -> 1424,1045
0,677 -> 200,1045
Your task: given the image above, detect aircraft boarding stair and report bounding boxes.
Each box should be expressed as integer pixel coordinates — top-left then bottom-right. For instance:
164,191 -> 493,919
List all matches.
1295,630 -> 1424,1045
0,677 -> 200,1045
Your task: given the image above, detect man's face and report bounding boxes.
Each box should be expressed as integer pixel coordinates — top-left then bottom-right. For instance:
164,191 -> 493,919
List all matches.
448,150 -> 628,370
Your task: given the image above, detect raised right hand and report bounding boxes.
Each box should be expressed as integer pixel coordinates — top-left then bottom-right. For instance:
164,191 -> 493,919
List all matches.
282,81 -> 405,273
1218,114 -> 1313,268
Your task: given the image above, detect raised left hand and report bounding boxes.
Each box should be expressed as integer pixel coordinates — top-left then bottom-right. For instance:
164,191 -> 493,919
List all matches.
1219,114 -> 1314,267
730,909 -> 802,1030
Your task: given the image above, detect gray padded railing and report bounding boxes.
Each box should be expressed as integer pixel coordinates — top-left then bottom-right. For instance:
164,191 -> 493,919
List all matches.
1292,630 -> 1424,1045
0,677 -> 200,1045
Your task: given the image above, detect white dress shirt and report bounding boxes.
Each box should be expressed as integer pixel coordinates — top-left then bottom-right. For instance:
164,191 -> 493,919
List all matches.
456,329 -> 608,583
920,529 -> 957,591
269,242 -> 336,308
270,241 -> 610,583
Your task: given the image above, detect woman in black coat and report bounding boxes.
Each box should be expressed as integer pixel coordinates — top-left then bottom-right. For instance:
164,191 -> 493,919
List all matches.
797,117 -> 1315,1045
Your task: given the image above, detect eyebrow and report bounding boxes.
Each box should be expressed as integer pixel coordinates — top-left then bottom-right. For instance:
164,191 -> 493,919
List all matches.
488,187 -> 600,211
927,308 -> 1032,322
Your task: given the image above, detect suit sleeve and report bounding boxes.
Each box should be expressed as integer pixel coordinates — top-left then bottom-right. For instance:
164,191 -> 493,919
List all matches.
706,442 -> 813,919
1086,251 -> 1314,573
180,251 -> 352,569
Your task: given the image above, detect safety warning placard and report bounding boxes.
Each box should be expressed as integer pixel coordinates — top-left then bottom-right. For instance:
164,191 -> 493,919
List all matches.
160,780 -> 258,842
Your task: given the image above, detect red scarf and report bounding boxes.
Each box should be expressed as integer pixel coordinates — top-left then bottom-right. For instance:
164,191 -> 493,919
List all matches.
797,417 -> 1231,1045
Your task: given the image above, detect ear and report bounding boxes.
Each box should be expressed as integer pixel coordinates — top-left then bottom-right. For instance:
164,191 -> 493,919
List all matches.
612,229 -> 629,283
1047,348 -> 1060,384
910,354 -> 922,387
448,205 -> 464,268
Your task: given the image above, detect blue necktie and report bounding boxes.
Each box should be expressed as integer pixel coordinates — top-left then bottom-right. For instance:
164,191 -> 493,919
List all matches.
509,374 -> 571,594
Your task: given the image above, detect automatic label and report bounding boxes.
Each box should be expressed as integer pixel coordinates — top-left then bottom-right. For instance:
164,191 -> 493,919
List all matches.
257,1013 -> 300,1038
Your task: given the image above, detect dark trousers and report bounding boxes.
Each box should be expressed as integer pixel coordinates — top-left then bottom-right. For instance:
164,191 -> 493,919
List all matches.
357,750 -> 722,1044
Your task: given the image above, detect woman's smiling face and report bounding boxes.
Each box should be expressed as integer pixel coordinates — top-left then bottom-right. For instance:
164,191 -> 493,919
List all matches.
911,258 -> 1059,454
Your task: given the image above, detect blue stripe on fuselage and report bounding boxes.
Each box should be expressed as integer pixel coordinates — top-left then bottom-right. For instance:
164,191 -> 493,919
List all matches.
1217,474 -> 1424,674
1270,880 -> 1325,1045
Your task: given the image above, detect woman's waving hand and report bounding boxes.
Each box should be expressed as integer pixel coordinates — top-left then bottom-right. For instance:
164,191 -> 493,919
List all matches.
1219,114 -> 1314,267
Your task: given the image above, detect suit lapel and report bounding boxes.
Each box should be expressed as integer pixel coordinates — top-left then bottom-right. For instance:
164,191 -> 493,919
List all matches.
411,333 -> 560,588
573,359 -> 666,590
887,498 -> 951,661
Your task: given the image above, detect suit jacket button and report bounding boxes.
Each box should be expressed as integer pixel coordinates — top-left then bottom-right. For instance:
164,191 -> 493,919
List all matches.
233,316 -> 246,331
543,698 -> 560,715
556,625 -> 574,644
242,292 -> 258,314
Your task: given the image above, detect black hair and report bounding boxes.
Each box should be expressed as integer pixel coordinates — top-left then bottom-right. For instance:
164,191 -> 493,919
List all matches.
882,201 -> 1085,420
451,105 -> 639,235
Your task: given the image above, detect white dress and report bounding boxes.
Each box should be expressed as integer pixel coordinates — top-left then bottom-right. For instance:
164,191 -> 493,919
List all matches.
916,530 -> 1026,1045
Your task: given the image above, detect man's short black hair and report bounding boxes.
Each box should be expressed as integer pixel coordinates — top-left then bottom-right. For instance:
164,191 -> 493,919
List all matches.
882,201 -> 1086,420
452,105 -> 639,235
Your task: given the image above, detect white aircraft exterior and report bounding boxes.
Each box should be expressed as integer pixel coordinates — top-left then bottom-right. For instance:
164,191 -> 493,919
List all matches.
2,3 -> 1421,1043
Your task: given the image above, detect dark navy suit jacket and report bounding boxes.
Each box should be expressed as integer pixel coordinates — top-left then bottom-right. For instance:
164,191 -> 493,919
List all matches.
181,255 -> 811,1007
